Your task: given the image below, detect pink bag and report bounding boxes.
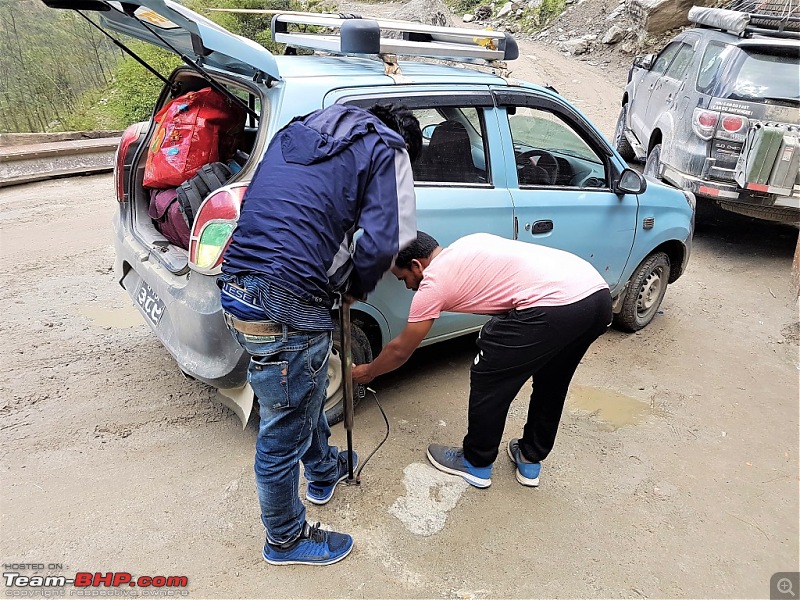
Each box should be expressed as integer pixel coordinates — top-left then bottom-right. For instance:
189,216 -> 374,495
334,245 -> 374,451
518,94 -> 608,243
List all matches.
148,188 -> 190,250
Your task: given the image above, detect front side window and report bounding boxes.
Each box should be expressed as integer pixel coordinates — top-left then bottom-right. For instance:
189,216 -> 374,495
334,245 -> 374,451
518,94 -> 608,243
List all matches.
652,42 -> 681,74
665,43 -> 694,81
507,106 -> 606,188
411,106 -> 489,184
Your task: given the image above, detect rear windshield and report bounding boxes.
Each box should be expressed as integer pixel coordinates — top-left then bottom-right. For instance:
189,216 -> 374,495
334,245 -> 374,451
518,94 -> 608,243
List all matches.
722,47 -> 800,103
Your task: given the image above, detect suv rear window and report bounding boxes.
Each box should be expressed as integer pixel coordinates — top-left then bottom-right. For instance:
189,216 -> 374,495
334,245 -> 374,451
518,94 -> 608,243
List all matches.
719,46 -> 800,103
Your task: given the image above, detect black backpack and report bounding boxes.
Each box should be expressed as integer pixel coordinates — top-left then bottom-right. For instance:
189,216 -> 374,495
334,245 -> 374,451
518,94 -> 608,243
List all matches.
176,162 -> 233,225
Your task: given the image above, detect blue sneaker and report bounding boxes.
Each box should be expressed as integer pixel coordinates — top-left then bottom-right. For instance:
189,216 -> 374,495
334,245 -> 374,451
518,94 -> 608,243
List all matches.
306,451 -> 358,505
507,439 -> 541,487
426,444 -> 492,488
262,522 -> 353,566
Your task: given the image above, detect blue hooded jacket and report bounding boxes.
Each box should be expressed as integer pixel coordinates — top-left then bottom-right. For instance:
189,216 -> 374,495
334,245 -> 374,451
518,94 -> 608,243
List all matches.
221,104 -> 416,320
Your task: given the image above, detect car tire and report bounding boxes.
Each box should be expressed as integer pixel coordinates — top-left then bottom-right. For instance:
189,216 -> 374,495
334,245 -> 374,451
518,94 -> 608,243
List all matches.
613,104 -> 636,162
325,322 -> 372,425
644,143 -> 662,180
613,252 -> 671,332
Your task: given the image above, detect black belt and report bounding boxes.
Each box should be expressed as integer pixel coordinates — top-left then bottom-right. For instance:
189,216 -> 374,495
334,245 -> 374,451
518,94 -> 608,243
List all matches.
223,313 -> 289,336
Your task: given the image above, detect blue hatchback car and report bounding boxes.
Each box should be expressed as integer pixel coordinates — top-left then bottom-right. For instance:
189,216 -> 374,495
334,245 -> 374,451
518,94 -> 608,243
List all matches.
44,0 -> 695,425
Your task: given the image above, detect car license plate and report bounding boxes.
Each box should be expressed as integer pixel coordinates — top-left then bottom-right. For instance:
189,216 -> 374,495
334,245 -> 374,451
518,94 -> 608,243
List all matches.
135,282 -> 166,326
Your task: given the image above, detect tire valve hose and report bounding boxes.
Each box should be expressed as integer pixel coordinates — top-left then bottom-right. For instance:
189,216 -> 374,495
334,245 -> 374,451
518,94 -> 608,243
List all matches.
345,387 -> 390,484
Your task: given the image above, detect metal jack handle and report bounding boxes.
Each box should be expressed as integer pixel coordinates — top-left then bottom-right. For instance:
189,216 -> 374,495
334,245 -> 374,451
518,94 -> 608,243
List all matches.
338,294 -> 357,483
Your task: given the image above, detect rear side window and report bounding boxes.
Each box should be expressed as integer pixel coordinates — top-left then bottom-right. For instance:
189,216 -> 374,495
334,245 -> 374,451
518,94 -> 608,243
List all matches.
665,44 -> 694,81
696,42 -> 728,93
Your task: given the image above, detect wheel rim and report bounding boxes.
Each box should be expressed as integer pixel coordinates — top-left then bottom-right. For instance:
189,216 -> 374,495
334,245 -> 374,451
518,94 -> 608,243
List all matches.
325,347 -> 343,413
645,148 -> 660,178
637,265 -> 665,318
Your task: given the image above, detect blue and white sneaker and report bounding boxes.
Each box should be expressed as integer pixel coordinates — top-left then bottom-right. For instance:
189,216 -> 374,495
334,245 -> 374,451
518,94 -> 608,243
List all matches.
262,522 -> 353,566
426,444 -> 492,488
306,451 -> 358,505
507,439 -> 541,487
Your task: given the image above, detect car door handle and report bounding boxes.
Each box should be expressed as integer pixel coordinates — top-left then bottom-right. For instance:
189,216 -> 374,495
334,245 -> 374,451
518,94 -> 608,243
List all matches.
526,220 -> 553,234
666,93 -> 673,103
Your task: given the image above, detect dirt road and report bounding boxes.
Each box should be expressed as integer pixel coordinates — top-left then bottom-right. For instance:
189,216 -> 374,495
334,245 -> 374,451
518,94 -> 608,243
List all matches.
1,29 -> 798,600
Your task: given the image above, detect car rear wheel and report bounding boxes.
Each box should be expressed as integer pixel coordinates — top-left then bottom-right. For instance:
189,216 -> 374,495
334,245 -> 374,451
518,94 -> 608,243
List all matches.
325,322 -> 372,425
644,143 -> 662,180
613,104 -> 636,162
613,252 -> 671,332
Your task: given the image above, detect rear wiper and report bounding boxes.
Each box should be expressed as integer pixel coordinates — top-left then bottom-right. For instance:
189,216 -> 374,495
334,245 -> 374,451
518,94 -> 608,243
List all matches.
762,95 -> 800,105
102,1 -> 259,122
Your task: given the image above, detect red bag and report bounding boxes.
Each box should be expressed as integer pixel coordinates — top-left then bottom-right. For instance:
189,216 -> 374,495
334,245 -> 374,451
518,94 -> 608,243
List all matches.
143,87 -> 245,188
148,188 -> 190,250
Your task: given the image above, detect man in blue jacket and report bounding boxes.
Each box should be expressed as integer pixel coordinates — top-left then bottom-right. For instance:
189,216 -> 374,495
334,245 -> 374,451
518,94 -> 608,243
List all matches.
219,103 -> 421,566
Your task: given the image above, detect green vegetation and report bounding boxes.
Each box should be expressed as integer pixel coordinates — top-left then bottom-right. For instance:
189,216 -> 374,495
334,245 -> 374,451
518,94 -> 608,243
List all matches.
0,0 -> 327,133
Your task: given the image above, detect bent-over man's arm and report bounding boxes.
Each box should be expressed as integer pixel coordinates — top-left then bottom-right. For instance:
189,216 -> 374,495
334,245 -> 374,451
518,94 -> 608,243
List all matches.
352,319 -> 433,384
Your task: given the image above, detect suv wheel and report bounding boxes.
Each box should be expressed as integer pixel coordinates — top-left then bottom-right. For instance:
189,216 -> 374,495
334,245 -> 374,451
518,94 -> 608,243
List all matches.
613,105 -> 636,162
644,143 -> 663,180
613,252 -> 671,332
325,322 -> 372,425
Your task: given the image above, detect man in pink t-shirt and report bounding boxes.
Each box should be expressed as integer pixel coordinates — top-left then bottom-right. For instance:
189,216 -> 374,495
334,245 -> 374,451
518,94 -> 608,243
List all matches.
352,231 -> 611,489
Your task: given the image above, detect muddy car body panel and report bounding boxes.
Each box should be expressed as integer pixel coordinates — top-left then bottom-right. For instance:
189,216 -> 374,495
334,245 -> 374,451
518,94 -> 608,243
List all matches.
617,8 -> 800,223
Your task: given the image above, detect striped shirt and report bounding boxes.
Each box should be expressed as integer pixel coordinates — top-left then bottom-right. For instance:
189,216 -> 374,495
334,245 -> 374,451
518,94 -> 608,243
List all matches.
218,273 -> 333,332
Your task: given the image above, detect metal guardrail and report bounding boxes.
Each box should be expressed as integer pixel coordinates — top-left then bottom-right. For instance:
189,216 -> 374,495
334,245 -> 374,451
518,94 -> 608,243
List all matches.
0,136 -> 120,188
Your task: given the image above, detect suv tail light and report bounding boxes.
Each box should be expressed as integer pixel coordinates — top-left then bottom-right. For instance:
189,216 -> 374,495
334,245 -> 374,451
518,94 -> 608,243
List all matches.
717,114 -> 749,142
114,121 -> 146,203
692,108 -> 750,142
692,108 -> 719,140
188,183 -> 248,274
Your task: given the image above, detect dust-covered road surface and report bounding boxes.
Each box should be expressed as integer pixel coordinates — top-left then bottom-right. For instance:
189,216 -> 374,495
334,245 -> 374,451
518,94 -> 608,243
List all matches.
1,28 -> 798,600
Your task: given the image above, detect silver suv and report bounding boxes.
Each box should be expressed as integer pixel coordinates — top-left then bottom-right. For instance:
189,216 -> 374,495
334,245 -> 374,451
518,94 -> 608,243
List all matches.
614,6 -> 800,223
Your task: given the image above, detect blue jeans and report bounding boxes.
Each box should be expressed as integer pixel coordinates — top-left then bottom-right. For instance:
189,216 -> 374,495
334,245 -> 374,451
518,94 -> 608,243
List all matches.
231,326 -> 342,545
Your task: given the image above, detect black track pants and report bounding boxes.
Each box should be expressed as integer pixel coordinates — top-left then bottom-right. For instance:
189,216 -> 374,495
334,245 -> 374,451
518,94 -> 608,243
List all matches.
462,289 -> 612,467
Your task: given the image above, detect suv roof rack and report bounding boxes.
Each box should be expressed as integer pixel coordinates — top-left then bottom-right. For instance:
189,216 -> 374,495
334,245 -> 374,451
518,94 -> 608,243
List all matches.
210,8 -> 519,67
688,5 -> 800,39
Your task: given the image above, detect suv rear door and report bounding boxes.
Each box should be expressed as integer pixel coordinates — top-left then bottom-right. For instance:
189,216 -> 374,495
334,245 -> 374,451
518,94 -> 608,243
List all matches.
645,37 -> 697,130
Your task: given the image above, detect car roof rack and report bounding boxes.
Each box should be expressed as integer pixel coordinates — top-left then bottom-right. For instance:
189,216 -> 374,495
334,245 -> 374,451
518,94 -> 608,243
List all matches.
210,8 -> 519,73
688,5 -> 800,39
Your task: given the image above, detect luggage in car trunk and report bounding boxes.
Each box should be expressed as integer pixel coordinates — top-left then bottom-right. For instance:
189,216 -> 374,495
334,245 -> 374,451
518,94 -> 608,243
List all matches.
144,87 -> 245,189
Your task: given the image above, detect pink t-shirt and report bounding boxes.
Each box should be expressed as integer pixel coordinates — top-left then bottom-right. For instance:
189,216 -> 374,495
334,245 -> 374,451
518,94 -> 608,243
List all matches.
408,233 -> 609,322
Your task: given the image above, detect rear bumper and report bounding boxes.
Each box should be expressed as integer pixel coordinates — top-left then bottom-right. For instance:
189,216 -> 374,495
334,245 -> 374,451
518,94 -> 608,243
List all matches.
662,164 -> 800,209
113,213 -> 248,389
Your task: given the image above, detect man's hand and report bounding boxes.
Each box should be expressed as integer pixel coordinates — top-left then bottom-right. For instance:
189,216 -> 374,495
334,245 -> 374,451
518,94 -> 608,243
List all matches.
352,363 -> 373,384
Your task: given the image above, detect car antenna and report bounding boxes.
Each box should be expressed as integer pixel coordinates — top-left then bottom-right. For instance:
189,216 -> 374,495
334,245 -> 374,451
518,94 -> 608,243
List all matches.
100,1 -> 260,121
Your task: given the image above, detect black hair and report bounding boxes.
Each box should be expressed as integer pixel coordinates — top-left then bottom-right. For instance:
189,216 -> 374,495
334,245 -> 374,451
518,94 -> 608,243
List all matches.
395,231 -> 440,270
368,103 -> 422,164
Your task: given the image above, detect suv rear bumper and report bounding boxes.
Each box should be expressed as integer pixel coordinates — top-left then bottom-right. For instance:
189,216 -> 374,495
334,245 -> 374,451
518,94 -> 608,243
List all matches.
662,164 -> 800,209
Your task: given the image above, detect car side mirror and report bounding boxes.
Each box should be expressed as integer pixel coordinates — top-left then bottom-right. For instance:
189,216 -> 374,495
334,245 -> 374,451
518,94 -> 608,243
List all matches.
421,124 -> 436,141
615,168 -> 647,195
634,54 -> 656,70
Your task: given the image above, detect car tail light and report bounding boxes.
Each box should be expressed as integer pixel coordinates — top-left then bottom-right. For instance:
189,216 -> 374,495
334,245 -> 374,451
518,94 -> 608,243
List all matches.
721,115 -> 746,132
114,122 -> 146,203
692,108 -> 719,140
717,114 -> 749,142
189,183 -> 248,274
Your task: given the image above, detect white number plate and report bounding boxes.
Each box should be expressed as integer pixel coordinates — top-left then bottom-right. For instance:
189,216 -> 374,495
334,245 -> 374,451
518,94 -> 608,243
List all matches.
136,282 -> 166,326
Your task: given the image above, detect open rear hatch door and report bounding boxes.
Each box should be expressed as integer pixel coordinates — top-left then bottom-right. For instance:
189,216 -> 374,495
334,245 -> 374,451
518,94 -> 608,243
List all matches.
41,0 -> 281,83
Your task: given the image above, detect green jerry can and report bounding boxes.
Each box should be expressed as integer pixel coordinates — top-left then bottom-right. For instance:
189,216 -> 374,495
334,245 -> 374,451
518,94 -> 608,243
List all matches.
735,123 -> 800,194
